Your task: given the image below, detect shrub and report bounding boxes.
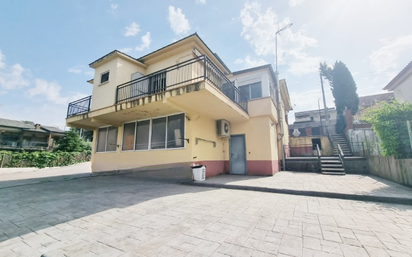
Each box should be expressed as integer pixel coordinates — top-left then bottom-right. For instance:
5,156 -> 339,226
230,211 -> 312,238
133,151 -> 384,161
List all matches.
0,150 -> 91,169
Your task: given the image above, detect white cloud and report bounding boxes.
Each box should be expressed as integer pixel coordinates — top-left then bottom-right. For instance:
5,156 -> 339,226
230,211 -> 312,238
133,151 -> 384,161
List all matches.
289,87 -> 334,123
369,34 -> 412,73
234,55 -> 267,68
289,0 -> 304,7
0,50 -> 5,69
0,54 -> 30,90
239,2 -> 320,76
68,67 -> 82,74
168,6 -> 190,36
119,47 -> 133,53
108,3 -> 118,16
68,65 -> 94,76
196,0 -> 206,4
26,79 -> 86,105
124,22 -> 140,37
135,32 -> 151,51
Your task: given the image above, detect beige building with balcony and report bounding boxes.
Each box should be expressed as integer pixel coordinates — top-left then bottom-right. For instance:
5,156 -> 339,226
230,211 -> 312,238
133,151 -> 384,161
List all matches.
66,33 -> 292,177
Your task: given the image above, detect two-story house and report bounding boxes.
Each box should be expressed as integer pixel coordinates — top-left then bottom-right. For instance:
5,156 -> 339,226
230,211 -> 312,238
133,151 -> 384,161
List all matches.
66,33 -> 292,178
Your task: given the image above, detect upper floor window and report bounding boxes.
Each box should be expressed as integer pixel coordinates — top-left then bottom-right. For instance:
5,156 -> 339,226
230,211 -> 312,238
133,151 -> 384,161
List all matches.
239,82 -> 262,100
96,126 -> 118,152
100,71 -> 110,84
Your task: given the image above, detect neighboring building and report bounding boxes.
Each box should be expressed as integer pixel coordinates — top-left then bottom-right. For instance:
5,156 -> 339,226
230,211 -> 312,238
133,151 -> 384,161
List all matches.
353,92 -> 394,128
383,61 -> 412,103
0,118 -> 65,150
289,107 -> 337,137
288,108 -> 336,157
66,33 -> 292,177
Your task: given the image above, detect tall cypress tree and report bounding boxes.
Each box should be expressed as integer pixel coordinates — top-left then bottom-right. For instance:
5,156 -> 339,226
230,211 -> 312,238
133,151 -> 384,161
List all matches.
320,61 -> 359,115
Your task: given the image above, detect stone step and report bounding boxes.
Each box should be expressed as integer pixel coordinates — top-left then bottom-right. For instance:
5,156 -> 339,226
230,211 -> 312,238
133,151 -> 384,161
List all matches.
321,171 -> 346,175
322,164 -> 343,168
321,160 -> 341,164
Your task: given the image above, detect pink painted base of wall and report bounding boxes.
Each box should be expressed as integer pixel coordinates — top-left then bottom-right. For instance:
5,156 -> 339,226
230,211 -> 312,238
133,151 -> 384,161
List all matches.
247,160 -> 280,176
198,160 -> 280,177
196,160 -> 229,178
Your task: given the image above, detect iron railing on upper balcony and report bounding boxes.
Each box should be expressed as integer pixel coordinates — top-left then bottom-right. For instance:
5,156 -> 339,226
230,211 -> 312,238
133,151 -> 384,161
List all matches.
116,55 -> 248,112
67,95 -> 92,118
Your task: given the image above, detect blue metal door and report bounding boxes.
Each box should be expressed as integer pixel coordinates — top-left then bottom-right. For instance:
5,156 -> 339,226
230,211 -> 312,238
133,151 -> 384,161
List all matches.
230,135 -> 247,175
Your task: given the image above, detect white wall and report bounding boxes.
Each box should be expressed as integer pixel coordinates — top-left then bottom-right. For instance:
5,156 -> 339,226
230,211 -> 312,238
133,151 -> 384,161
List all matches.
393,74 -> 412,103
231,69 -> 271,98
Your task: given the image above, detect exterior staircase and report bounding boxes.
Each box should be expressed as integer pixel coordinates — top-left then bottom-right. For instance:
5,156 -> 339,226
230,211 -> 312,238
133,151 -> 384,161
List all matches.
320,156 -> 345,175
318,133 -> 351,175
330,134 -> 353,156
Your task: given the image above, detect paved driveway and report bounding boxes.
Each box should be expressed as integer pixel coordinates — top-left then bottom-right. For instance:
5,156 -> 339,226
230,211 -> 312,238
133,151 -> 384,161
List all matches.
1,173 -> 412,257
200,172 -> 412,201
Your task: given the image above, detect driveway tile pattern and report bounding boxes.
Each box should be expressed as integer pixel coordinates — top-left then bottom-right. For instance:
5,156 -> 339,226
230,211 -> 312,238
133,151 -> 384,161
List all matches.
201,172 -> 412,199
0,174 -> 412,256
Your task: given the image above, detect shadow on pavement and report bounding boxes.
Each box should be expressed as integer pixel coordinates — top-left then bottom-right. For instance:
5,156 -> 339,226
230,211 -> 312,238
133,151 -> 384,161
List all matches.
0,171 -> 213,244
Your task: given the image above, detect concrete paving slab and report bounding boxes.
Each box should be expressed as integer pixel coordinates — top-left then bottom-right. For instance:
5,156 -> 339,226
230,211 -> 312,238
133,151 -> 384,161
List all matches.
0,162 -> 91,189
183,172 -> 412,205
1,175 -> 412,256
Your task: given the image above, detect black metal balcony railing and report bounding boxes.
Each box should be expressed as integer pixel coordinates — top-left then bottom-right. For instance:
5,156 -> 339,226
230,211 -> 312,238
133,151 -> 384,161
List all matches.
67,95 -> 91,118
67,55 -> 248,118
116,55 -> 248,112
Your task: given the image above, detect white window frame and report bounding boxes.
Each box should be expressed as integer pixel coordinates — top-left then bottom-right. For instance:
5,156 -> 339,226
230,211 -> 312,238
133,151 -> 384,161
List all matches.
121,113 -> 186,152
96,126 -> 118,153
239,81 -> 263,100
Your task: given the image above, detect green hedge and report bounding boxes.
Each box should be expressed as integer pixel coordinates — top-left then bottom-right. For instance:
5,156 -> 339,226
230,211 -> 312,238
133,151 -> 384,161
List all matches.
0,150 -> 91,169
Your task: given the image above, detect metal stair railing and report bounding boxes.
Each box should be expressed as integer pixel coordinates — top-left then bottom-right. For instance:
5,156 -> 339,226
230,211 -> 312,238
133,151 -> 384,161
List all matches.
337,143 -> 346,173
316,144 -> 322,173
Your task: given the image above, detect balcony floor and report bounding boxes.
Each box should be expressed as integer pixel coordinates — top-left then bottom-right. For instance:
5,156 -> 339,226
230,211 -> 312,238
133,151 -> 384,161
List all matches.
66,81 -> 248,129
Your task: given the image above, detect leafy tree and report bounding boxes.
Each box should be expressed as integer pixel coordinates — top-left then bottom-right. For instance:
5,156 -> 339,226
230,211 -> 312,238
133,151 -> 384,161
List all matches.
364,101 -> 412,158
74,128 -> 93,141
320,61 -> 359,115
54,128 -> 86,152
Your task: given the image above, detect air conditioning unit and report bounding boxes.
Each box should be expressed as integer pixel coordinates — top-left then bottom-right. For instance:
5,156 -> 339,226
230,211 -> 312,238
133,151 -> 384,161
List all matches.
217,119 -> 230,138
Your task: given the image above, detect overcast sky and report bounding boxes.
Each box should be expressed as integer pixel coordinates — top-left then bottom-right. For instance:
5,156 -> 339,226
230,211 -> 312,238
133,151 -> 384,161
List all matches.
1,0 -> 411,128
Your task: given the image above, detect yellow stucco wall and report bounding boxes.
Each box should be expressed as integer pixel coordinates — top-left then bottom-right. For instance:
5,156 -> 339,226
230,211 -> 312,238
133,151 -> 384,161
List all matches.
90,111 -> 231,173
289,136 -> 333,156
231,116 -> 276,161
91,57 -> 146,111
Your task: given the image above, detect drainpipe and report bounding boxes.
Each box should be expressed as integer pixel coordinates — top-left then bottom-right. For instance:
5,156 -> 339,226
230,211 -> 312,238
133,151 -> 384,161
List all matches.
276,73 -> 286,171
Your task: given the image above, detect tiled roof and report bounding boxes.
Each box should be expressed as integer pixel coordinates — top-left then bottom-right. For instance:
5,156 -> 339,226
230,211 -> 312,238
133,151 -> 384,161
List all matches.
0,118 -> 65,134
0,118 -> 35,129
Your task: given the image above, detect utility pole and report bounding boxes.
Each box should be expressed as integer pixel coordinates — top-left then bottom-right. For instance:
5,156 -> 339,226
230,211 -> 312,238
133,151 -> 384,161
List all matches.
275,22 -> 293,171
320,73 -> 329,134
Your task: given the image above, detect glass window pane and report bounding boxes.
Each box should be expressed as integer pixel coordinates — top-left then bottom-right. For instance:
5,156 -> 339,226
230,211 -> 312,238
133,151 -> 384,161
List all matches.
151,117 -> 166,149
122,123 -> 135,151
167,114 -> 185,148
250,82 -> 262,99
135,120 -> 150,150
239,85 -> 250,100
106,126 -> 118,152
101,72 -> 109,83
96,128 -> 107,152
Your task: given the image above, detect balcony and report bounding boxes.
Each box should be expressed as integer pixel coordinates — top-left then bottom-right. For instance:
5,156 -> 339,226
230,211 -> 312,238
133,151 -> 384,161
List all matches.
67,95 -> 92,118
116,55 -> 248,112
66,55 -> 249,128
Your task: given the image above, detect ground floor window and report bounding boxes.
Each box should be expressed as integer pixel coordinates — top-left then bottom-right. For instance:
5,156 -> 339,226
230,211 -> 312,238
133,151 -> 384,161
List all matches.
122,113 -> 185,151
97,126 -> 118,152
